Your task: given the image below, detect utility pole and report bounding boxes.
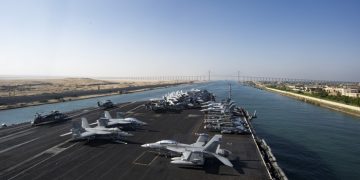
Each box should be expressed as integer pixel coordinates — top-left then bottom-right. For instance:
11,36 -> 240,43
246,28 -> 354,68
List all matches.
237,71 -> 240,82
228,83 -> 232,100
208,71 -> 211,81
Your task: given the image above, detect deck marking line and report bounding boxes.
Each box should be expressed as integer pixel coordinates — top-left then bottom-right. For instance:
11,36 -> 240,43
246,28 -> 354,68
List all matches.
0,137 -> 39,154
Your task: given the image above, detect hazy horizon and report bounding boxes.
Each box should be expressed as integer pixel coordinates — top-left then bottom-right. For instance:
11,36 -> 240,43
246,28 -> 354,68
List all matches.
1,0 -> 359,81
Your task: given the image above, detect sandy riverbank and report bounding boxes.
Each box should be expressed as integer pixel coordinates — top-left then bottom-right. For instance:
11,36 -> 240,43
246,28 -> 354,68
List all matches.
263,86 -> 360,117
0,78 -> 197,110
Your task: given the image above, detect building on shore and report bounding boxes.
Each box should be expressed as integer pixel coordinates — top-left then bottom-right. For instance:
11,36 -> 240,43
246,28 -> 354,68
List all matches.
324,86 -> 359,97
284,83 -> 360,98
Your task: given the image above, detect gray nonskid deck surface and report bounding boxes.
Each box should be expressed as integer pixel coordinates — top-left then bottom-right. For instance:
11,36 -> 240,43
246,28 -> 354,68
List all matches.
0,102 -> 270,180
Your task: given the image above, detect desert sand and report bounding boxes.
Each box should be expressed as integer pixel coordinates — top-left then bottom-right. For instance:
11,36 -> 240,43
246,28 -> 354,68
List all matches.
0,78 -> 194,110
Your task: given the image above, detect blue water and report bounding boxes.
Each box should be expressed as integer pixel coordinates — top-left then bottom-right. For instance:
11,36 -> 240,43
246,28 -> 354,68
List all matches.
1,81 -> 359,179
0,83 -> 209,124
230,83 -> 360,180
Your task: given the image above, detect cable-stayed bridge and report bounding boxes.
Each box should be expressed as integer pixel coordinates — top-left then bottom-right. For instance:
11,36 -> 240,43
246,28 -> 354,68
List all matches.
98,73 -> 358,84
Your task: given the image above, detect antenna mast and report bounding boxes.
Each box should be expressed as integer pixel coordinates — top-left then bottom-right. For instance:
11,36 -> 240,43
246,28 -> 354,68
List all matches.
228,83 -> 232,100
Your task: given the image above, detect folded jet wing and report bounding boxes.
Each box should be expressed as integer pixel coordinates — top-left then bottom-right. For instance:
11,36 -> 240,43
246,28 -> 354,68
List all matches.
165,146 -> 187,153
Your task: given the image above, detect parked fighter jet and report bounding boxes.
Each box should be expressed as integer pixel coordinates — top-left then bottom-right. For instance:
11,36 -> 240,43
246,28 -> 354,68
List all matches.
90,111 -> 147,128
141,133 -> 210,150
61,118 -> 133,143
103,111 -> 147,127
141,134 -> 233,167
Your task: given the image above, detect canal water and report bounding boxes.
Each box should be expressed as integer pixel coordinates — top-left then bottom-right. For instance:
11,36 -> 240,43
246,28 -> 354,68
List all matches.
0,81 -> 359,179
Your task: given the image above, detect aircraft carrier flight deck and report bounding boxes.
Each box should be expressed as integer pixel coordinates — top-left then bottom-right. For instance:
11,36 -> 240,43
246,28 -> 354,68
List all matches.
0,102 -> 271,180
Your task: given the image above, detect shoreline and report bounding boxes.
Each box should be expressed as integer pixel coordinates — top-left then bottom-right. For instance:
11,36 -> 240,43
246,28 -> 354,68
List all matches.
0,81 -> 195,111
262,86 -> 360,117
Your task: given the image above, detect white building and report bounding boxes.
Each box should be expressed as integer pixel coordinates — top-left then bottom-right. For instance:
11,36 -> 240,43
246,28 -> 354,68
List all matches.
324,86 -> 359,97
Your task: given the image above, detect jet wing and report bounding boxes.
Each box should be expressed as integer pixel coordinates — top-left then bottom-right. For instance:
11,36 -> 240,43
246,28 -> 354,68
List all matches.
165,146 -> 187,153
94,130 -> 112,135
111,119 -> 132,125
80,131 -> 97,138
81,130 -> 111,138
209,152 -> 233,167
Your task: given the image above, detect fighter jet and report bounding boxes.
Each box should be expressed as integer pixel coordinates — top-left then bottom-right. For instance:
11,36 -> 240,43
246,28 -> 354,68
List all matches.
61,117 -> 133,143
141,133 -> 210,151
93,111 -> 147,128
141,134 -> 233,167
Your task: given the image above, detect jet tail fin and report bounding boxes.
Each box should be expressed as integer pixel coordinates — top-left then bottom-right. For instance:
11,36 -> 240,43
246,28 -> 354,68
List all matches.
203,134 -> 222,153
81,117 -> 90,128
104,111 -> 112,119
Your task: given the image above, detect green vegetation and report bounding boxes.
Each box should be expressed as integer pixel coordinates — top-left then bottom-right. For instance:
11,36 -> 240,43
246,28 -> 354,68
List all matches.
268,85 -> 360,107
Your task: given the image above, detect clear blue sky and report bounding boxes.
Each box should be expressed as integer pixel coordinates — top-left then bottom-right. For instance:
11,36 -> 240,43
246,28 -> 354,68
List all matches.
0,0 -> 359,81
